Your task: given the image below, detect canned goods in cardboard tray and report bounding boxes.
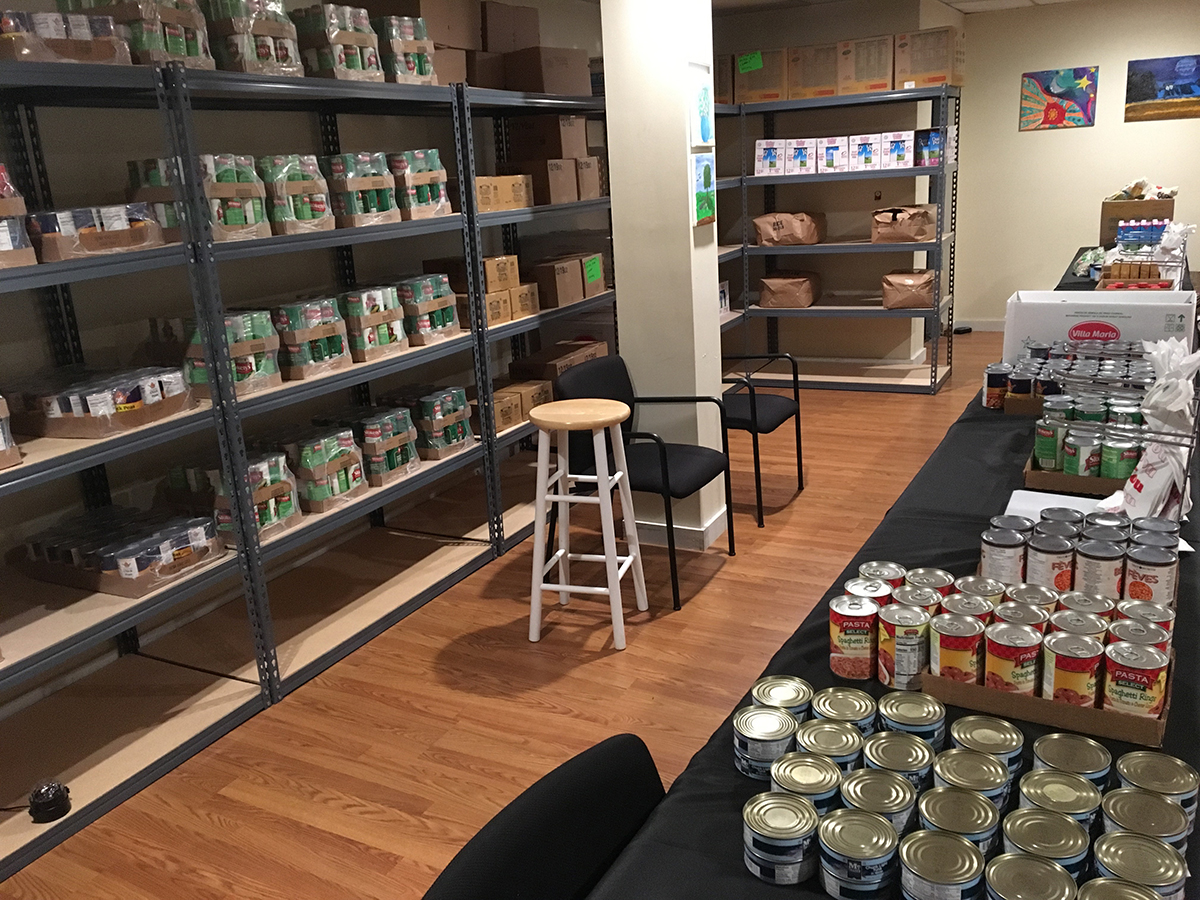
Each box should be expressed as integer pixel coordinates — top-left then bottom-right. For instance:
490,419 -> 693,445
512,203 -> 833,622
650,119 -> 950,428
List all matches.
1108,618 -> 1170,652
1104,642 -> 1169,718
878,604 -> 929,691
859,560 -> 906,588
984,622 -> 1042,695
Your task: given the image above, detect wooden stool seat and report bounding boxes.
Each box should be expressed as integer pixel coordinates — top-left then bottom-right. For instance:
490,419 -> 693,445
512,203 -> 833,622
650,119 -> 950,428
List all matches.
529,399 -> 630,432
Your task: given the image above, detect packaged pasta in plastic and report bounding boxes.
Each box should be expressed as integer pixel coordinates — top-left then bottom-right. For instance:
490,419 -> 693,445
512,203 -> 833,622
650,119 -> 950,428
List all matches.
6,365 -> 194,438
256,153 -> 333,235
315,405 -> 419,487
398,273 -> 460,345
17,506 -> 226,599
291,3 -> 381,82
0,11 -> 133,65
319,151 -> 401,227
27,202 -> 165,261
200,153 -> 271,241
183,309 -> 282,398
268,295 -> 352,380
56,0 -> 215,69
371,15 -> 435,85
337,283 -> 406,362
387,149 -> 452,220
199,0 -> 301,76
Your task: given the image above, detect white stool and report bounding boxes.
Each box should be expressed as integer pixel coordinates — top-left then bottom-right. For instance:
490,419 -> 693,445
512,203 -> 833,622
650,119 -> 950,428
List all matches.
528,399 -> 648,650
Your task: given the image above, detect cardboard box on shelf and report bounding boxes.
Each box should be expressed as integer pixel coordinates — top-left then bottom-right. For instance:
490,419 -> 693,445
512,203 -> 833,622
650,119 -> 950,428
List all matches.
436,46 -> 467,84
507,114 -> 588,160
1100,199 -> 1175,246
481,1 -> 539,54
815,136 -> 848,173
504,46 -> 591,95
715,54 -> 734,105
754,139 -> 785,177
510,282 -> 540,319
837,35 -> 894,95
894,26 -> 965,89
466,49 -> 505,87
470,391 -> 523,435
509,340 -> 609,381
575,157 -> 601,200
849,134 -> 882,171
784,138 -> 818,176
882,130 -> 915,169
529,257 -> 584,308
475,174 -> 533,211
575,252 -> 605,297
501,158 -> 578,205
1001,290 -> 1197,362
456,290 -> 512,327
788,43 -> 837,99
484,254 -> 520,291
368,0 -> 480,50
734,48 -> 787,103
497,379 -> 552,420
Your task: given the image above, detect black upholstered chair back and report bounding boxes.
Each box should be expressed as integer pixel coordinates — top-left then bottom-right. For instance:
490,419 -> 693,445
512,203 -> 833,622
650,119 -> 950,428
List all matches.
553,355 -> 637,472
421,733 -> 665,900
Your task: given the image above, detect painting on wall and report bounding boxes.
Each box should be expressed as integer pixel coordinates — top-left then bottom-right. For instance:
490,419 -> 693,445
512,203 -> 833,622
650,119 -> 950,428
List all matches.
691,152 -> 715,227
689,62 -> 715,148
1126,55 -> 1200,122
1019,67 -> 1098,131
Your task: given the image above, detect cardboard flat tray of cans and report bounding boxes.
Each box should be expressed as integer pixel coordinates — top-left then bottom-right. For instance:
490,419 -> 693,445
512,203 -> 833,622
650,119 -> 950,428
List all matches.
11,383 -> 196,440
345,310 -> 408,363
362,426 -> 418,487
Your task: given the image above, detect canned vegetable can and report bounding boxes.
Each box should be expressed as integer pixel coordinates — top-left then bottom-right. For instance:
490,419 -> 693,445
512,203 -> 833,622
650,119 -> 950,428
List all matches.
919,785 -> 1000,857
951,716 -> 1024,778
1116,750 -> 1199,833
981,529 -> 1027,585
1033,733 -> 1111,791
1092,832 -> 1186,900
984,853 -> 1077,900
1041,631 -> 1103,707
1102,788 -> 1189,854
994,600 -> 1049,632
942,593 -> 996,622
1108,618 -> 1170,652
742,791 -> 819,869
1058,590 -> 1115,619
812,687 -> 877,736
892,584 -> 942,616
1006,583 -> 1060,614
863,730 -> 934,792
750,675 -> 813,720
877,604 -> 929,691
818,808 -> 898,885
845,577 -> 893,604
934,748 -> 1010,809
905,567 -> 956,595
877,691 -> 946,749
1115,600 -> 1175,633
1103,642 -> 1169,718
984,622 -> 1042,694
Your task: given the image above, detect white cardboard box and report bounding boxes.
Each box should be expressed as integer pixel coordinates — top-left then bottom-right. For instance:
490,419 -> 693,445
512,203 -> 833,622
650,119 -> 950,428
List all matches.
849,134 -> 882,171
1002,290 -> 1197,363
785,138 -> 818,175
719,280 -> 730,312
754,139 -> 785,176
816,136 -> 848,173
882,130 -> 915,169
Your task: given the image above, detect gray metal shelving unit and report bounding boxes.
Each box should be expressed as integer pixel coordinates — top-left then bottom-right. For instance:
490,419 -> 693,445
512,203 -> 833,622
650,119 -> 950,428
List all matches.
0,61 -> 611,878
716,85 -> 960,394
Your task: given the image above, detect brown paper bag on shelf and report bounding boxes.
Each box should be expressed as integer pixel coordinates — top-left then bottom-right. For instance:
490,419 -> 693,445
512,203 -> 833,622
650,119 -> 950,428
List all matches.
753,211 -> 827,246
882,269 -> 935,309
871,205 -> 937,243
760,273 -> 822,308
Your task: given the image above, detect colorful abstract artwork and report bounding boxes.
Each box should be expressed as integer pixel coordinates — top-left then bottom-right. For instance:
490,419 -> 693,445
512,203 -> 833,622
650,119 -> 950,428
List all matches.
1126,55 -> 1200,122
1019,67 -> 1098,131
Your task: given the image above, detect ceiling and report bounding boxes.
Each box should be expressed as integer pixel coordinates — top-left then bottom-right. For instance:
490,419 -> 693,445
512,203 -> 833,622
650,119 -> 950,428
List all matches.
712,0 -> 1087,12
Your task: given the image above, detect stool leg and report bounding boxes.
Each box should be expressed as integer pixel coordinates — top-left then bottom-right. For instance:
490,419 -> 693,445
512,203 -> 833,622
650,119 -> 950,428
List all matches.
610,424 -> 647,612
528,429 -> 551,643
556,429 -> 571,606
593,427 -> 627,650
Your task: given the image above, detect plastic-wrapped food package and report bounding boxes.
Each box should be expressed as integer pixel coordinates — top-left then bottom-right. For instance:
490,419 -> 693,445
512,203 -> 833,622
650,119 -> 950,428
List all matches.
255,154 -> 333,235
387,149 -> 452,220
314,405 -> 419,486
209,451 -> 302,544
126,156 -> 182,240
0,161 -> 34,268
370,15 -> 435,85
267,295 -> 352,380
57,0 -> 215,69
199,0 -> 300,76
291,3 -> 381,82
319,151 -> 401,227
199,153 -> 272,241
7,365 -> 194,438
0,10 -> 133,65
0,394 -> 19,469
271,426 -> 367,512
27,202 -> 165,261
380,385 -> 472,460
398,273 -> 460,345
338,283 -> 407,362
183,310 -> 282,398
18,506 -> 225,599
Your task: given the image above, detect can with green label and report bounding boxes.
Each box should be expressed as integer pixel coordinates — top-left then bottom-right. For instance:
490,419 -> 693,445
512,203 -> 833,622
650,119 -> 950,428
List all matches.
1101,440 -> 1139,479
1063,435 -> 1101,477
1034,419 -> 1064,471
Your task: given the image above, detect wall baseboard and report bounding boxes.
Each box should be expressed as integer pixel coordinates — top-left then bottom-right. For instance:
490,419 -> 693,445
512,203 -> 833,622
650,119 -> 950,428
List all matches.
635,505 -> 728,552
954,318 -> 1006,332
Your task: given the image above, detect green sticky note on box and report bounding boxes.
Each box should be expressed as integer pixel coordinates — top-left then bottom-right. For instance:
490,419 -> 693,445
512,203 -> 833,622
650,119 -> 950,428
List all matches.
737,51 -> 763,74
583,257 -> 602,283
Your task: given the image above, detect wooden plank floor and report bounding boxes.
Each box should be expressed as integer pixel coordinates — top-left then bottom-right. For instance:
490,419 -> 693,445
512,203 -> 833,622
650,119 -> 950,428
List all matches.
2,332 -> 1003,900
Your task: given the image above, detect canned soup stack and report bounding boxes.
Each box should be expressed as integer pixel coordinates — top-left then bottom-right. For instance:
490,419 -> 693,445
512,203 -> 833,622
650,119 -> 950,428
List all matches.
738,677 -> 1199,899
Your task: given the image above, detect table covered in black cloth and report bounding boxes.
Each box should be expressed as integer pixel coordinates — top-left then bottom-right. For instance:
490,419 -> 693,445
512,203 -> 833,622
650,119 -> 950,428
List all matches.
587,397 -> 1200,900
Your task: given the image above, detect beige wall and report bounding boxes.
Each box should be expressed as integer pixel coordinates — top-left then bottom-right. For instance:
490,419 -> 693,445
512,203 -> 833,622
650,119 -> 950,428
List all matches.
956,0 -> 1200,327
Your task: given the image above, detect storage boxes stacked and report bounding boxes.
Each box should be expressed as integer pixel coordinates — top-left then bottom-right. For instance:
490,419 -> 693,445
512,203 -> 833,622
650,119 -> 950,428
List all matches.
380,386 -> 472,460
735,678 -> 1196,899
387,149 -> 452,220
199,0 -> 300,75
319,151 -> 400,226
256,154 -> 333,235
291,3 -> 381,80
371,15 -> 435,84
58,0 -> 216,68
501,115 -> 601,207
316,406 -> 419,487
183,310 -> 281,397
753,129 -> 951,177
0,10 -> 132,65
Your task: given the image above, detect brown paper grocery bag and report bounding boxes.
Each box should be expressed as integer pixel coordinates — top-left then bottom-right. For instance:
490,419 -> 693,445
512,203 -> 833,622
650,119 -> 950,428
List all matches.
871,205 -> 937,243
753,211 -> 827,246
760,273 -> 822,308
882,269 -> 935,309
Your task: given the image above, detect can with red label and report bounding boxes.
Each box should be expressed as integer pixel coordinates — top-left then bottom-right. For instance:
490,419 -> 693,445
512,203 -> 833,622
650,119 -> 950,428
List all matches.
859,561 -> 906,589
1026,535 -> 1075,592
878,604 -> 930,691
994,601 -> 1049,633
1049,609 -> 1107,641
892,584 -> 942,617
1108,618 -> 1171,652
1103,642 -> 1169,718
1116,600 -> 1175,633
905,568 -> 955,596
1005,583 -> 1059,615
984,622 -> 1043,695
942,593 -> 995,623
1074,540 -> 1125,600
929,614 -> 985,685
1056,591 -> 1115,620
830,595 -> 880,681
844,577 -> 893,606
1041,631 -> 1103,707
1123,546 -> 1179,606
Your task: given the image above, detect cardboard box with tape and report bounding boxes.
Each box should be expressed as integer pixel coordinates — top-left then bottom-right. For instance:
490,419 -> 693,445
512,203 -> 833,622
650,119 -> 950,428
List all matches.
503,46 -> 590,95
501,158 -> 578,205
509,340 -> 609,381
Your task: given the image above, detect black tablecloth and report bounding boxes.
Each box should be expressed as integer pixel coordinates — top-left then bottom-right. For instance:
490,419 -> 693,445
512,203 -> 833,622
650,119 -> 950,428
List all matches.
587,397 -> 1200,900
1057,245 -> 1194,291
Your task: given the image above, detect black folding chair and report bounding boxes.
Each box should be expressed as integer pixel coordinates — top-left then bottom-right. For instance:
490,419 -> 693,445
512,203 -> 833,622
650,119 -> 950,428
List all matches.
422,734 -> 665,900
553,355 -> 735,610
722,354 -> 804,527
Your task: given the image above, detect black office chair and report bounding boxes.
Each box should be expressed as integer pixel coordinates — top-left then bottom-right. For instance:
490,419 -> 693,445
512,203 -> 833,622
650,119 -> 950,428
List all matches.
722,353 -> 804,527
553,355 -> 735,610
422,734 -> 665,900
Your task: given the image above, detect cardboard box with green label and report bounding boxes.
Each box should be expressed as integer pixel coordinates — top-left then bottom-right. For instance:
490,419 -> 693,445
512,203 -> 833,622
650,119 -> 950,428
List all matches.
734,48 -> 786,102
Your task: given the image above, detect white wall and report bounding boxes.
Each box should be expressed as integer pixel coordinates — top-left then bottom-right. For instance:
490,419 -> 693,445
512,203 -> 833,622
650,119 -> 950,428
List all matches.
956,0 -> 1200,328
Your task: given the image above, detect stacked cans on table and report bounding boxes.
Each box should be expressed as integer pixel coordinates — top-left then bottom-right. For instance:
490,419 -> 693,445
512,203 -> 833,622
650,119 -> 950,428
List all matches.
983,341 -> 1155,409
1033,396 -> 1147,479
737,677 -> 1198,899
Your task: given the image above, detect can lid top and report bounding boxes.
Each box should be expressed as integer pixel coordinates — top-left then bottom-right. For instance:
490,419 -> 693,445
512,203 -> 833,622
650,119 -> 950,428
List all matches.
956,575 -> 1007,595
900,830 -> 983,884
905,567 -> 954,588
1020,768 -> 1101,814
1076,879 -> 1163,900
1006,584 -> 1060,604
818,808 -> 897,859
985,621 -> 1042,646
950,715 -> 1024,756
860,560 -> 906,579
770,752 -> 841,796
1108,618 -> 1169,643
995,601 -> 1049,626
892,584 -> 941,607
943,594 -> 995,616
1003,808 -> 1089,857
1105,640 -> 1169,670
991,515 -> 1035,532
751,675 -> 813,710
1126,545 -> 1179,565
1028,534 -> 1074,552
1041,507 -> 1085,524
1033,732 -> 1111,775
878,603 -> 929,627
863,730 -> 935,773
1048,609 -> 1107,634
1076,540 -> 1125,560
844,577 -> 893,598
1132,532 -> 1180,549
796,719 -> 863,756
1084,525 -> 1131,543
733,705 -> 797,743
934,748 -> 1008,791
1117,600 -> 1175,623
1102,788 -> 1190,838
1093,832 -> 1187,887
1087,512 -> 1131,528
1057,591 -> 1115,614
812,686 -> 876,722
877,690 -> 945,726
1132,516 -> 1181,535
829,594 -> 881,618
1043,630 -> 1104,659
985,854 -> 1076,900
918,785 -> 999,833
742,791 -> 818,839
1116,750 -> 1200,795
1034,521 -> 1079,539
930,612 -> 985,637
982,528 -> 1027,548
841,769 -> 915,815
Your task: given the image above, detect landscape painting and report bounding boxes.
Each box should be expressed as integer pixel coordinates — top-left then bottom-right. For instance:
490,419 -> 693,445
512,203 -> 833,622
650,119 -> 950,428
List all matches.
1126,55 -> 1200,121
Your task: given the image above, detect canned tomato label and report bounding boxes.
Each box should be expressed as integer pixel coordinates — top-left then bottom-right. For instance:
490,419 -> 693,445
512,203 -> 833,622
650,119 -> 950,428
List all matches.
980,529 -> 1027,585
1108,618 -> 1170,652
1074,540 -> 1125,600
1123,546 -> 1179,606
860,560 -> 906,588
984,622 -> 1042,694
1042,631 -> 1103,707
1057,591 -> 1115,619
1026,535 -> 1075,592
1116,600 -> 1175,633
905,568 -> 955,596
1103,642 -> 1169,718
878,605 -> 929,690
929,614 -> 984,684
830,596 -> 880,680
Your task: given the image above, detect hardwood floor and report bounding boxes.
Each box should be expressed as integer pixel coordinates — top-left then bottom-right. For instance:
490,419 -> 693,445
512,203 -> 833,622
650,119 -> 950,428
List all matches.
1,332 -> 1003,900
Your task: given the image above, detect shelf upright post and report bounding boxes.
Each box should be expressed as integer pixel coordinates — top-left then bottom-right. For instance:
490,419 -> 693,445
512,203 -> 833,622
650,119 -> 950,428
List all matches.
739,103 -> 750,368
762,111 -> 778,356
946,93 -> 959,376
454,85 -> 504,556
928,90 -> 947,393
158,62 -> 281,705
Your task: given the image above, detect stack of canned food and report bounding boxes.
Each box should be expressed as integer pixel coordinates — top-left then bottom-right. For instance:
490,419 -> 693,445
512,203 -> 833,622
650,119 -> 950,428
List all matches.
271,298 -> 350,374
1033,401 -> 1149,479
200,153 -> 268,229
386,149 -> 452,216
265,425 -> 366,510
184,310 -> 280,393
14,365 -> 190,427
983,342 -> 1156,410
199,0 -> 301,77
398,273 -> 459,343
255,154 -> 331,228
737,679 -> 1197,899
22,506 -> 221,585
291,4 -> 381,77
314,405 -> 419,483
208,450 -> 300,539
831,529 -> 1179,718
319,151 -> 398,218
379,386 -> 473,458
26,202 -> 162,257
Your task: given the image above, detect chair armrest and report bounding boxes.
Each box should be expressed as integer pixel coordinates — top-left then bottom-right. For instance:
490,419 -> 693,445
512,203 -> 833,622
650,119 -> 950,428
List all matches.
721,376 -> 758,426
627,431 -> 671,493
722,354 -> 800,401
632,397 -> 729,458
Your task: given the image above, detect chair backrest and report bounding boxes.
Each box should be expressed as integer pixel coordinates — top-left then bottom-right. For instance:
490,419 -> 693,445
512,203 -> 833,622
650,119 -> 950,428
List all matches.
421,733 -> 665,900
553,355 -> 636,473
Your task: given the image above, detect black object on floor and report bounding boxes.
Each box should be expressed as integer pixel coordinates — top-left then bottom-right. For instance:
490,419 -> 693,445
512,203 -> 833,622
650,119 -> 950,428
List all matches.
28,782 -> 70,823
953,325 -> 972,334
